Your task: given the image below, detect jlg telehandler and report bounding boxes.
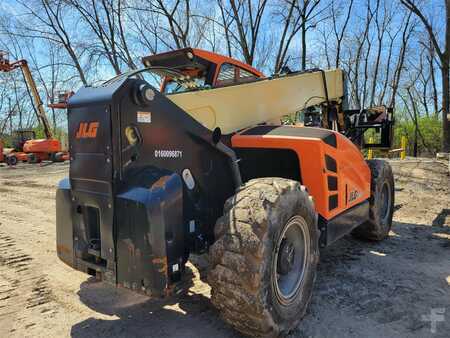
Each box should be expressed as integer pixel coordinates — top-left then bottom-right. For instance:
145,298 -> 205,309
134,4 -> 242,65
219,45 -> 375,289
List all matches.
56,48 -> 395,337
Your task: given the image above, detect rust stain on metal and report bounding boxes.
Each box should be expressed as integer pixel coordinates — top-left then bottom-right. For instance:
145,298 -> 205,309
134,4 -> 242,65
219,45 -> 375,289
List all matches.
123,238 -> 136,256
164,283 -> 176,297
152,257 -> 168,274
135,248 -> 142,258
150,175 -> 170,191
56,244 -> 70,255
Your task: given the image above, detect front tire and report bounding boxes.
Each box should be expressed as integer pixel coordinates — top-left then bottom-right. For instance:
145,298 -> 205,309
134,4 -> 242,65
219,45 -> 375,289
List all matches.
54,152 -> 65,162
49,152 -> 57,162
352,159 -> 395,241
27,153 -> 39,164
208,178 -> 319,337
7,155 -> 17,166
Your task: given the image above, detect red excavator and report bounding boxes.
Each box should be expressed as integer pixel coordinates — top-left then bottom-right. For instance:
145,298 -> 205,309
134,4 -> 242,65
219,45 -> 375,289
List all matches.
0,51 -> 68,164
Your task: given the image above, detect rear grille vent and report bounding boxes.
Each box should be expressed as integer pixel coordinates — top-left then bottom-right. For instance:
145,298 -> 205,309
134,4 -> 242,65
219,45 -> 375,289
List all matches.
325,155 -> 337,173
325,154 -> 338,211
329,194 -> 338,210
327,176 -> 338,191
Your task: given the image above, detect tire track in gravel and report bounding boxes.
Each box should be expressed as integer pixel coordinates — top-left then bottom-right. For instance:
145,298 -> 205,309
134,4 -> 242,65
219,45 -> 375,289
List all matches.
0,230 -> 56,335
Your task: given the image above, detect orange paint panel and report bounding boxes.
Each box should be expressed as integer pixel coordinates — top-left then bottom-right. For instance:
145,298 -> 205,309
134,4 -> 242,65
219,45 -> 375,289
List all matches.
232,128 -> 370,220
191,48 -> 264,78
23,138 -> 61,153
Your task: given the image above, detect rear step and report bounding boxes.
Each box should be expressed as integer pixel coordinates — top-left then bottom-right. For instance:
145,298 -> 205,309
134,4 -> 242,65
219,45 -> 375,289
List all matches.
83,260 -> 107,274
87,238 -> 101,257
83,237 -> 108,274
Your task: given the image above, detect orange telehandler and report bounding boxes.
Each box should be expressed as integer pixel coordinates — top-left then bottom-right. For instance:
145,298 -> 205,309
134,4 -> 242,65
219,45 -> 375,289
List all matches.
56,48 -> 395,337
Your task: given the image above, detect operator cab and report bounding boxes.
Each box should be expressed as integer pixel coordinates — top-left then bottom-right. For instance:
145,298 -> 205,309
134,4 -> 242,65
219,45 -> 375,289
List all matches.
48,90 -> 75,109
12,129 -> 35,151
141,48 -> 264,94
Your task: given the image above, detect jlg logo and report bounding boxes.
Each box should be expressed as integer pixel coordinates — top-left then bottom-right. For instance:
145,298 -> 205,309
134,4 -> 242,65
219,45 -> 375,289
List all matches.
76,122 -> 99,139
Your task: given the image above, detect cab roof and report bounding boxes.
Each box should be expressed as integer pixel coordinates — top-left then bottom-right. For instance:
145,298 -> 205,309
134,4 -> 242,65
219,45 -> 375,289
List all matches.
141,48 -> 264,78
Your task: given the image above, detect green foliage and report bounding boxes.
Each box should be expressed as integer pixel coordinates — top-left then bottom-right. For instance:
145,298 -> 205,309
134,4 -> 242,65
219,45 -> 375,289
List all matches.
393,115 -> 442,156
32,124 -> 47,139
32,125 -> 68,141
361,113 -> 441,158
0,125 -> 68,148
285,111 -> 442,157
281,113 -> 296,125
0,134 -> 12,148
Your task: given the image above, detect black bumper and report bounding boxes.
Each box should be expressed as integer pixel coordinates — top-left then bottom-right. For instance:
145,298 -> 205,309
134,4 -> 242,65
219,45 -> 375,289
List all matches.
56,172 -> 185,297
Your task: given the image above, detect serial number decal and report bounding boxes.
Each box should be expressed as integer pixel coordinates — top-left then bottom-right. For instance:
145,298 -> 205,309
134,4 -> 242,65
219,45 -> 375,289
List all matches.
154,150 -> 183,158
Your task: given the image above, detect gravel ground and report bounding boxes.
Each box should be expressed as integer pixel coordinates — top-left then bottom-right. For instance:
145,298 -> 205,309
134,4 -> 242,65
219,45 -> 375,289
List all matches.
0,159 -> 448,338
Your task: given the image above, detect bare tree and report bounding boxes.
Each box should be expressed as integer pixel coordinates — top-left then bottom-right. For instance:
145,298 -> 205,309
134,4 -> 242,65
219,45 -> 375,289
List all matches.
401,0 -> 450,152
330,0 -> 354,69
377,21 -> 402,105
152,0 -> 192,49
389,11 -> 413,108
422,37 -> 440,116
369,0 -> 394,106
67,0 -> 137,74
295,0 -> 329,70
220,0 -> 268,66
361,1 -> 375,108
273,0 -> 303,72
217,0 -> 234,56
350,0 -> 374,108
14,0 -> 88,85
127,2 -> 168,54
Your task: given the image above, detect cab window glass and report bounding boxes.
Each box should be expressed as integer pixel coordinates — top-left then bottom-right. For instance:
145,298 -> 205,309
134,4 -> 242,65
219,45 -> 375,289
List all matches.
216,63 -> 236,86
164,77 -> 206,94
238,67 -> 258,83
239,68 -> 256,78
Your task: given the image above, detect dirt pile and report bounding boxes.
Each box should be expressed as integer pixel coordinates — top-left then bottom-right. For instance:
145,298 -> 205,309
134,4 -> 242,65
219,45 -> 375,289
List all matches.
389,159 -> 449,227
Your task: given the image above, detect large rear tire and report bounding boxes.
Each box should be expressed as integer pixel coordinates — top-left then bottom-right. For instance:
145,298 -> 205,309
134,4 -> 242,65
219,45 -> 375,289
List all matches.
208,178 -> 319,337
352,159 -> 395,241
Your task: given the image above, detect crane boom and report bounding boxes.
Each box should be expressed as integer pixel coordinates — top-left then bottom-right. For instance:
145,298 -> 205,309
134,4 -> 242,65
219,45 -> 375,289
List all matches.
0,52 -> 53,139
20,61 -> 53,139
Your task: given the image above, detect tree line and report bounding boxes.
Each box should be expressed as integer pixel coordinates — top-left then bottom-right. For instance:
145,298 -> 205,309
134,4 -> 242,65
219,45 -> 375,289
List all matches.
0,0 -> 448,154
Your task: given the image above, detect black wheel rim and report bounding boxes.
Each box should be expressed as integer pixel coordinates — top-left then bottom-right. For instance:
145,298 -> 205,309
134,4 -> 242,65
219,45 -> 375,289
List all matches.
380,182 -> 391,223
273,216 -> 310,305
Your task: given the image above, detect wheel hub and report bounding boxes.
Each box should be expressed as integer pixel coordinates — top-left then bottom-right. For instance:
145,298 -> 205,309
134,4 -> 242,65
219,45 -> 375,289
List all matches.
272,216 -> 310,305
380,182 -> 391,223
277,240 -> 295,275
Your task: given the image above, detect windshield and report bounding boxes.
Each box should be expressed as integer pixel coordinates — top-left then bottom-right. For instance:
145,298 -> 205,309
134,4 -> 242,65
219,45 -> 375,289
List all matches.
164,77 -> 206,94
99,67 -> 206,95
